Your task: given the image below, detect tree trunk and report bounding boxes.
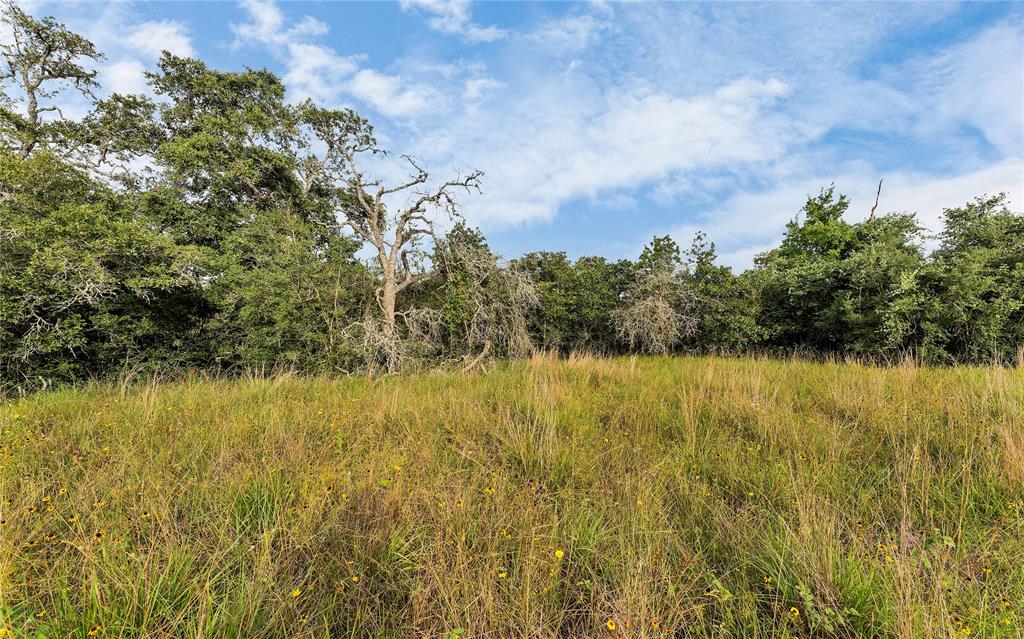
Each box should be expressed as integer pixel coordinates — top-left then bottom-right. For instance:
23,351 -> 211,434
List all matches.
380,276 -> 397,337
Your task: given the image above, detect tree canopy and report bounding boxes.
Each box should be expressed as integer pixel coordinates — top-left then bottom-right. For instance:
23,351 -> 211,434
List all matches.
1,5 -> 1021,391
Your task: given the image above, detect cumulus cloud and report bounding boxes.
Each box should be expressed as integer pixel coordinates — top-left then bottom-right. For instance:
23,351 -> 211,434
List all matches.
426,76 -> 793,227
122,20 -> 194,59
526,13 -> 610,53
283,43 -> 360,103
400,0 -> 506,43
349,69 -> 442,119
232,0 -> 442,119
463,77 -> 502,101
231,0 -> 327,47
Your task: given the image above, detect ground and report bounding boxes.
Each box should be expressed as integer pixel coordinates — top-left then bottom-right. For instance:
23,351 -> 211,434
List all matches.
1,355 -> 1021,638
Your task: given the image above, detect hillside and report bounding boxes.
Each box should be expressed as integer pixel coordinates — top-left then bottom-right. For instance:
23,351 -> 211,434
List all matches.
1,356 -> 1021,637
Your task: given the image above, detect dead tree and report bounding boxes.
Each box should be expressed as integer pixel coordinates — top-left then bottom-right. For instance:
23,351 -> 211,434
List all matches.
298,106 -> 482,369
868,178 -> 883,220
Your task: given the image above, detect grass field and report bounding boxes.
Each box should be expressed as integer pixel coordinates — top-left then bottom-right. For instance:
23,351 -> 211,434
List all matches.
1,356 -> 1021,638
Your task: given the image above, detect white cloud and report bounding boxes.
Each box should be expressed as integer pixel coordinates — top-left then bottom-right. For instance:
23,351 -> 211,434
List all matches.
463,77 -> 502,101
895,21 -> 1024,156
283,43 -> 360,103
231,0 -> 327,47
427,76 -> 793,227
526,14 -> 610,53
349,69 -> 441,119
104,59 -> 149,95
400,0 -> 506,43
232,0 -> 446,120
122,20 -> 194,59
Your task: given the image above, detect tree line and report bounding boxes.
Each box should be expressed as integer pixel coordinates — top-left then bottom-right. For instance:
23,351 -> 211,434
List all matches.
2,4 -> 1021,391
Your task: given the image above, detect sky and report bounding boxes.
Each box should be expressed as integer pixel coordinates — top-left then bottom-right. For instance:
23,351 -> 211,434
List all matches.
11,0 -> 1024,269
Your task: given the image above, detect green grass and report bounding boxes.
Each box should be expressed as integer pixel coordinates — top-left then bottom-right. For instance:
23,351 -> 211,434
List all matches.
1,355 -> 1022,638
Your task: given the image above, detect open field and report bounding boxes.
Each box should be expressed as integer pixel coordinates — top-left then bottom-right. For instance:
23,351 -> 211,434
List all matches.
1,356 -> 1022,638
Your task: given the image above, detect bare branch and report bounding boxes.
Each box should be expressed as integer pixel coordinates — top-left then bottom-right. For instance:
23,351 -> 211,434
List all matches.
869,178 -> 883,220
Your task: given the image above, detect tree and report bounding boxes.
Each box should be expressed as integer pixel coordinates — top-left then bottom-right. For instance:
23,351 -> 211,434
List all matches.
679,232 -> 762,352
0,2 -> 155,180
298,106 -> 482,353
0,149 -> 204,389
753,186 -> 925,356
205,207 -> 369,371
432,224 -> 538,369
613,235 -> 695,354
914,194 -> 1024,363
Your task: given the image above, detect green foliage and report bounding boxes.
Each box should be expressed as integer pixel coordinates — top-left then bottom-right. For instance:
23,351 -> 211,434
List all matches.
0,150 -> 205,386
207,207 -> 369,371
754,187 -> 928,356
680,232 -> 763,352
1,5 -> 1021,392
914,194 -> 1024,363
515,251 -> 631,353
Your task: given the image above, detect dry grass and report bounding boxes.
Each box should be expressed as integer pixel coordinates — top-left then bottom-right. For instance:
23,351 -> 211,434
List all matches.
0,355 -> 1021,638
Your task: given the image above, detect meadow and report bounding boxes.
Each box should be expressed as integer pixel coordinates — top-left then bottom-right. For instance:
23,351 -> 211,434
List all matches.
0,355 -> 1021,638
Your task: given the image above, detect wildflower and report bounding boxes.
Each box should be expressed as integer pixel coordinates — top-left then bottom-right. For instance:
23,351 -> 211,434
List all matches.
763,576 -> 772,584
1003,617 -> 1012,626
961,627 -> 972,636
67,515 -> 77,523
1001,598 -> 1010,607
605,618 -> 616,631
27,506 -> 37,514
0,629 -> 9,637
140,510 -> 151,521
350,575 -> 359,583
45,532 -> 56,541
789,607 -> 800,619
59,487 -> 67,495
41,495 -> 51,503
290,588 -> 302,598
23,539 -> 37,548
982,566 -> 992,575
554,549 -> 565,559
94,530 -> 106,541
34,610 -> 46,618
88,627 -> 101,636
93,500 -> 105,509
498,570 -> 508,579
483,486 -> 495,495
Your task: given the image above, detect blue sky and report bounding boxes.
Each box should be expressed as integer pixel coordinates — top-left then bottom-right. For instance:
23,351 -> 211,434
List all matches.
15,0 -> 1024,268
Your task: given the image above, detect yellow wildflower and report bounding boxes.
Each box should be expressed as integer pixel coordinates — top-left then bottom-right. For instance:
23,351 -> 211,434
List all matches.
605,618 -> 616,631
290,588 -> 302,598
554,549 -> 565,559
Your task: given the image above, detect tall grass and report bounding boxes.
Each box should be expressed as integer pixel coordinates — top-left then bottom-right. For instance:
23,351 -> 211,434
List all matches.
1,355 -> 1021,638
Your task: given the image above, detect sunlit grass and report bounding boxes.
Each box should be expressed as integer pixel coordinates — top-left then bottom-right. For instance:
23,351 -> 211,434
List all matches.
1,355 -> 1021,637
